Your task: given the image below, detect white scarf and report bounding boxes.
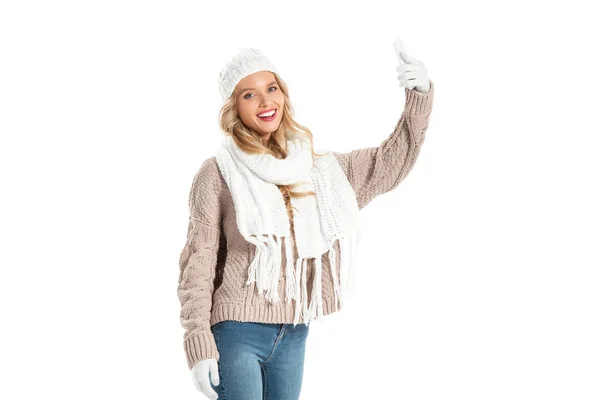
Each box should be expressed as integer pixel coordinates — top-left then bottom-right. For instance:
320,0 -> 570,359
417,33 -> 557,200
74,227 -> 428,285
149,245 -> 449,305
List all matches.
216,134 -> 360,326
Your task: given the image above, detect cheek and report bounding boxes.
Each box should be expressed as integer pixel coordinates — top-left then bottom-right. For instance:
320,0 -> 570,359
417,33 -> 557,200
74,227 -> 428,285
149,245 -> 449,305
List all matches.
243,109 -> 254,122
238,104 -> 255,122
275,96 -> 285,113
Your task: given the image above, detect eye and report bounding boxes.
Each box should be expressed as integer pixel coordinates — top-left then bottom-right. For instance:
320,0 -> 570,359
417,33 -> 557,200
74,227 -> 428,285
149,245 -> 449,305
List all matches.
243,86 -> 278,99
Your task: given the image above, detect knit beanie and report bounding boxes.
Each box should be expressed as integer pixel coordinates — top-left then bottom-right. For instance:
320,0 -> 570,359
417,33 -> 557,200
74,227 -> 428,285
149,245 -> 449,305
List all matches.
218,48 -> 278,104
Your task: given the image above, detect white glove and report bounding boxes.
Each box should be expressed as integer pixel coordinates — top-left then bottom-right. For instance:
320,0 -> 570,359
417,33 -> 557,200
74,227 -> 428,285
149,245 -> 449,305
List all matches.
191,358 -> 220,400
396,52 -> 430,93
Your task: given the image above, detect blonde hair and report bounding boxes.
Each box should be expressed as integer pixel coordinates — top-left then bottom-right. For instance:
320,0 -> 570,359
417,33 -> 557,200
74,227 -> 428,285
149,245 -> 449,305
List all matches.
218,72 -> 327,221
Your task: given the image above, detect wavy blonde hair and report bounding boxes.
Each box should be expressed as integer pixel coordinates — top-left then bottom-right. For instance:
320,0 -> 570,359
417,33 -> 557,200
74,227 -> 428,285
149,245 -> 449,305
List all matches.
218,72 -> 327,221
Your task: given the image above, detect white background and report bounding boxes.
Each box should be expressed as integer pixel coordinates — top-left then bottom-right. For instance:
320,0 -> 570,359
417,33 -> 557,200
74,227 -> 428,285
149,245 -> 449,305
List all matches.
1,1 -> 599,399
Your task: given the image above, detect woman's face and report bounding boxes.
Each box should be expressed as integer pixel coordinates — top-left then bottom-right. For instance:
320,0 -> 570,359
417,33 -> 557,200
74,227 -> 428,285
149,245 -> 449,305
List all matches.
235,71 -> 284,144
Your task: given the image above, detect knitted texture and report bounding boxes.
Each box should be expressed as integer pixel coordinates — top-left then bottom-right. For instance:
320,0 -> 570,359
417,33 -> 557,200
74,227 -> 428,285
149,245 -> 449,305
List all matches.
216,133 -> 361,327
178,80 -> 435,370
218,48 -> 278,104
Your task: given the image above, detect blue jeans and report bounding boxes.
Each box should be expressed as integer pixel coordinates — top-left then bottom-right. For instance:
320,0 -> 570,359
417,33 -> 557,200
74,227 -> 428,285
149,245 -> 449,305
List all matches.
209,320 -> 310,400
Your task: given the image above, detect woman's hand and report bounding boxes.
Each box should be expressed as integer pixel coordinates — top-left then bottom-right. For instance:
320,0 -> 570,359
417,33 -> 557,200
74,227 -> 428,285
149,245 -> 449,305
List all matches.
191,358 -> 220,400
397,52 -> 430,93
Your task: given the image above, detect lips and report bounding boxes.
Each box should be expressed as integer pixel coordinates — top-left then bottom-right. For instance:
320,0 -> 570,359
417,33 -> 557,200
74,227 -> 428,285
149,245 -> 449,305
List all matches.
257,108 -> 277,121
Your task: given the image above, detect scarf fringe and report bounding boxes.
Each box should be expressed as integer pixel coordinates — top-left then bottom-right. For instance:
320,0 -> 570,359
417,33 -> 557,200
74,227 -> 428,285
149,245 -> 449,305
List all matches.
246,234 -> 357,328
293,257 -> 303,325
308,256 -> 324,321
284,236 -> 296,303
245,234 -> 281,303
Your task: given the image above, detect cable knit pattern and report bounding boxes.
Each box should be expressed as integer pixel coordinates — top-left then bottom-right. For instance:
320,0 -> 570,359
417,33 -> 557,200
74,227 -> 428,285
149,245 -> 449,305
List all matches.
333,81 -> 434,209
177,80 -> 434,370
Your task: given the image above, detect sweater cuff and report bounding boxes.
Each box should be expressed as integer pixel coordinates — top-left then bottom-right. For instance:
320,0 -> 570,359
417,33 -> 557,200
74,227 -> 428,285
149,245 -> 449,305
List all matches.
184,330 -> 219,370
404,79 -> 434,115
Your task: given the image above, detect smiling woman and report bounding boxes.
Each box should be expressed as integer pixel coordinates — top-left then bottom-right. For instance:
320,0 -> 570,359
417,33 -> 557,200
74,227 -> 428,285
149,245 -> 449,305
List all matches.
179,46 -> 434,400
235,72 -> 284,144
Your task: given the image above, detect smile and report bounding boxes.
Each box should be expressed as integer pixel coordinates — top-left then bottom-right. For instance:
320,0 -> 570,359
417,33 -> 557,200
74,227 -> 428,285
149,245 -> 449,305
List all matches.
257,108 -> 277,121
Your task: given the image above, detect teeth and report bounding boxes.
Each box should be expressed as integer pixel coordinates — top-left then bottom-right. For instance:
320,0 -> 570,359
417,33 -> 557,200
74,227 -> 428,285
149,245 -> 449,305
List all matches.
258,109 -> 276,118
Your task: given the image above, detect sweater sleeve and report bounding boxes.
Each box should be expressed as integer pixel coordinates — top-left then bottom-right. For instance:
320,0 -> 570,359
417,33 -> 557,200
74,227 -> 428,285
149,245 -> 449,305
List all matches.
178,157 -> 223,370
333,79 -> 434,210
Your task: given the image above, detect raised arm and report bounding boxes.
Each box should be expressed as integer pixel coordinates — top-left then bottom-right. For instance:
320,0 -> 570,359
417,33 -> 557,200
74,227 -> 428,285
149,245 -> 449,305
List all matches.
333,79 -> 434,210
178,157 -> 223,370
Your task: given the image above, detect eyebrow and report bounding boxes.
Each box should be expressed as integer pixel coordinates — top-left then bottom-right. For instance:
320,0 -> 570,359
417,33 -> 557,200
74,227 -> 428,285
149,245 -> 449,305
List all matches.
239,81 -> 278,95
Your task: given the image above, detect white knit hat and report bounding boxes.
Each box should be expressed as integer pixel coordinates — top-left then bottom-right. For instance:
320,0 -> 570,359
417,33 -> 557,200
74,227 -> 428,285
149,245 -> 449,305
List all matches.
218,48 -> 278,104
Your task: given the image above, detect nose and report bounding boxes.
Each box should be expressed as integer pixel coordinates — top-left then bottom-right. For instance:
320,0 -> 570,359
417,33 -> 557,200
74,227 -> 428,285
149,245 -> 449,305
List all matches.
259,97 -> 269,107
257,92 -> 274,107
259,100 -> 274,109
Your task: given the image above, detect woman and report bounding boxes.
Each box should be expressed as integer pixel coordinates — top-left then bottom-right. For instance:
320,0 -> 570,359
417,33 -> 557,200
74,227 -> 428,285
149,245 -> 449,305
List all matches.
178,47 -> 434,400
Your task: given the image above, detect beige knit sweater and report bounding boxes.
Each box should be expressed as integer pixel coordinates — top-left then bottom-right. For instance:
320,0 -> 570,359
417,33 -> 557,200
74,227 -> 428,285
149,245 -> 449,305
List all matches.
178,80 -> 435,370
